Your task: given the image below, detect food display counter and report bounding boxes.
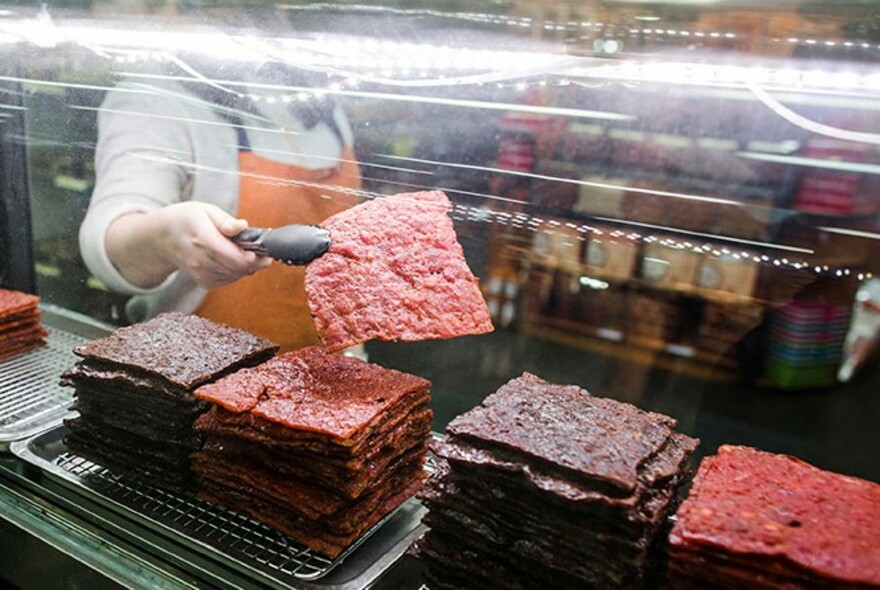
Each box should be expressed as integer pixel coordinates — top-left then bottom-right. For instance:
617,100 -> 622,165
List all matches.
2,2 -> 880,589
0,306 -> 426,589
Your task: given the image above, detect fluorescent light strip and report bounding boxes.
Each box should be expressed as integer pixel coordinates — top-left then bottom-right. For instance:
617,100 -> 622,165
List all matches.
121,148 -> 825,258
0,103 -> 25,111
124,81 -> 273,125
738,152 -> 880,175
379,154 -> 742,206
220,143 -> 434,176
119,72 -> 634,122
366,175 -> 530,206
819,226 -> 880,241
126,151 -> 376,203
69,105 -> 300,136
593,216 -> 814,254
746,80 -> 880,146
0,74 -> 144,94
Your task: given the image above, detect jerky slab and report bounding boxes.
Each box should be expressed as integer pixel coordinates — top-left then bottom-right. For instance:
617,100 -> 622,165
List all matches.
0,288 -> 40,318
62,313 -> 278,493
670,445 -> 880,588
445,372 -> 676,495
305,191 -> 493,351
419,372 -> 698,590
0,288 -> 46,358
192,345 -> 433,558
194,346 -> 430,440
73,312 -> 278,389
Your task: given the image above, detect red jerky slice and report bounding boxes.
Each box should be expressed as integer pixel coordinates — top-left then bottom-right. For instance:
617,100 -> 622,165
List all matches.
305,191 -> 493,351
671,445 -> 880,586
194,346 -> 431,440
0,324 -> 47,344
0,288 -> 40,318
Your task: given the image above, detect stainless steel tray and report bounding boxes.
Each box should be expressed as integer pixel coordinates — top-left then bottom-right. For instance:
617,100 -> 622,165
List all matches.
0,323 -> 83,450
11,424 -> 427,588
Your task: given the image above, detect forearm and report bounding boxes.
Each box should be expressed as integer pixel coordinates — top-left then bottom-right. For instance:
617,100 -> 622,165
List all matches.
105,210 -> 178,289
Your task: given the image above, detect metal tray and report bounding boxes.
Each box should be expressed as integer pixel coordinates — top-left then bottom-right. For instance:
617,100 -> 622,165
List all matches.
0,326 -> 83,450
0,304 -> 115,450
12,424 -> 427,588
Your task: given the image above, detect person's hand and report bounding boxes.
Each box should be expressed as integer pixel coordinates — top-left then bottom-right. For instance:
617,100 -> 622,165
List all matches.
106,202 -> 272,290
154,202 -> 272,289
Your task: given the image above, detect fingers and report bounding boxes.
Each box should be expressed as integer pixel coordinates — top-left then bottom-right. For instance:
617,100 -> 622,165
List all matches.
164,203 -> 273,286
191,253 -> 271,289
202,204 -> 248,238
192,206 -> 264,275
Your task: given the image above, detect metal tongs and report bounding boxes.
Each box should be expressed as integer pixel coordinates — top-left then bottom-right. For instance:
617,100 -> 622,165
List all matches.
231,224 -> 331,266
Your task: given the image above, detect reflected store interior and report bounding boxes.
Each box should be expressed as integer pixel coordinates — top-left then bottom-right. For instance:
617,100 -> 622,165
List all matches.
5,0 -> 877,478
1,2 -> 880,584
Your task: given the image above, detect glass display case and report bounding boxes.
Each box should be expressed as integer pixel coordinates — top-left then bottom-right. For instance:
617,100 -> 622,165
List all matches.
1,2 -> 879,589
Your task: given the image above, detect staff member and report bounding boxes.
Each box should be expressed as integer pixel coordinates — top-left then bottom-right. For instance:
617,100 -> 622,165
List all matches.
80,70 -> 362,352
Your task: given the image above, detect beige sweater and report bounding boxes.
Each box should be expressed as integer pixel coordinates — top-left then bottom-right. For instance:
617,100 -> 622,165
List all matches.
80,76 -> 353,322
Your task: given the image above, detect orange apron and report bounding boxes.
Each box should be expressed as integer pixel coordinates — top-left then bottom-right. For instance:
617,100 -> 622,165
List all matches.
196,141 -> 361,352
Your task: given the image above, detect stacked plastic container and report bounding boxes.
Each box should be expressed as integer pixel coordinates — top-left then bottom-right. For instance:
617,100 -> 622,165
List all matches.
765,301 -> 851,389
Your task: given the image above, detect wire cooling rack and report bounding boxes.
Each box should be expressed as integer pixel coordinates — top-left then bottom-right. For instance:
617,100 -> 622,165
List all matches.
52,449 -> 395,580
0,328 -> 82,448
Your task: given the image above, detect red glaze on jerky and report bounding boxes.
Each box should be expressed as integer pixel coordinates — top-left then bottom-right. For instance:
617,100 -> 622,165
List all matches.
305,191 -> 493,351
671,445 -> 880,586
194,346 -> 431,440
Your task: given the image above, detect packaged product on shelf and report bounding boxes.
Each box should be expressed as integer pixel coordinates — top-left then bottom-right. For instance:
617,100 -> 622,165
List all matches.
695,252 -> 760,300
621,181 -> 669,225
794,138 -> 876,216
576,176 -> 627,217
663,198 -> 720,233
580,288 -> 628,332
716,204 -> 773,241
627,292 -> 684,344
641,241 -> 704,290
531,163 -> 580,210
584,226 -> 639,282
560,122 -> 606,162
697,302 -> 766,355
608,127 -> 647,168
531,218 -> 583,268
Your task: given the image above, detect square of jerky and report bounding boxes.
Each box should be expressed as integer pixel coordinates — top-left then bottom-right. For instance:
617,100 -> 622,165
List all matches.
444,373 -> 677,496
670,445 -> 880,587
0,288 -> 40,318
72,313 -> 278,390
305,191 -> 493,351
194,346 -> 431,441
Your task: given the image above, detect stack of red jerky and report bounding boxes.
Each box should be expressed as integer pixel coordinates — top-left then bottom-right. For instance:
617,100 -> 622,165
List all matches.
0,288 -> 47,359
669,445 -> 880,589
418,373 -> 699,590
61,313 -> 277,491
191,346 -> 433,558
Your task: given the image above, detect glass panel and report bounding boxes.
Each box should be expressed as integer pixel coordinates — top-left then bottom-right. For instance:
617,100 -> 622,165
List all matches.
1,2 -> 878,483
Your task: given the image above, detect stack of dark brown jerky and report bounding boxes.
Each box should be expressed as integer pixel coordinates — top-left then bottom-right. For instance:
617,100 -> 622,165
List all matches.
191,346 -> 433,558
0,288 -> 47,360
61,313 -> 277,491
669,445 -> 880,590
418,373 -> 699,590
